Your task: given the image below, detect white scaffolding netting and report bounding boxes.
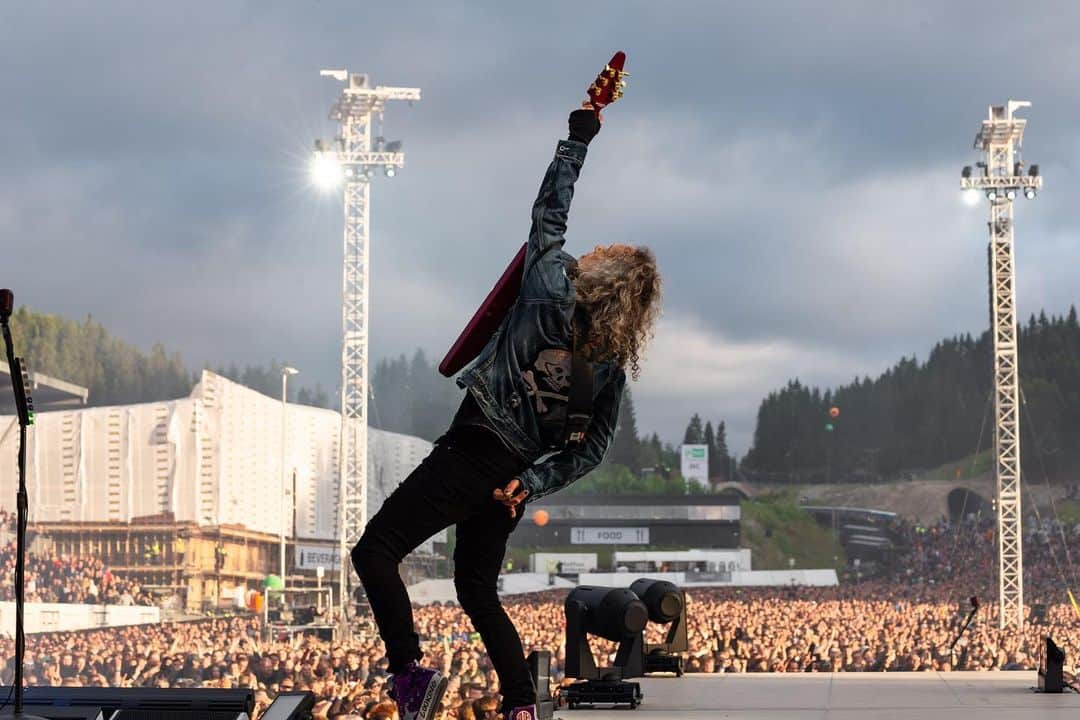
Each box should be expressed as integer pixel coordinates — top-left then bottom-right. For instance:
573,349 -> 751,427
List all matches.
0,370 -> 436,545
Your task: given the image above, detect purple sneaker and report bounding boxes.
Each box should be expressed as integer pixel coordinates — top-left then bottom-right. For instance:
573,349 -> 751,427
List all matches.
504,704 -> 538,720
388,662 -> 447,720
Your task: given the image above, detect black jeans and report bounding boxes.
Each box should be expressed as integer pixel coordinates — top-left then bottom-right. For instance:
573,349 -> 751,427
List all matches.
351,423 -> 535,711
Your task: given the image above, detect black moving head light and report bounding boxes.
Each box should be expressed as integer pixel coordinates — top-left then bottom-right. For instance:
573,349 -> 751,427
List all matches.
630,578 -> 688,676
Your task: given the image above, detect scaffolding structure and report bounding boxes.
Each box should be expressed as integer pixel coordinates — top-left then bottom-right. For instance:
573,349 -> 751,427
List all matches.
960,101 -> 1042,629
315,70 -> 420,635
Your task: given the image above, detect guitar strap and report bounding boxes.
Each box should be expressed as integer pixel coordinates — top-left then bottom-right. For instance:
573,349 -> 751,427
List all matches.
564,306 -> 594,447
522,246 -> 592,447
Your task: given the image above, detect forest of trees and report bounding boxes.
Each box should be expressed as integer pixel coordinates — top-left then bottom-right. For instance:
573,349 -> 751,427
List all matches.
742,307 -> 1080,481
6,307 -> 331,408
369,350 -> 460,440
17,302 -> 1078,489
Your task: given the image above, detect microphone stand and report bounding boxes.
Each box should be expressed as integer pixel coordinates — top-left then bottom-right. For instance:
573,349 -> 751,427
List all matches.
0,290 -> 46,720
949,597 -> 980,670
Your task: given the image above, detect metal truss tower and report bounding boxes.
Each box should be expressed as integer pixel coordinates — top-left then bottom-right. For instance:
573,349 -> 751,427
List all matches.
960,101 -> 1042,629
315,70 -> 420,633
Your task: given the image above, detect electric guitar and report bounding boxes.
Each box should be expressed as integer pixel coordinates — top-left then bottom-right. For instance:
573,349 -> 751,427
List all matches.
439,52 -> 628,377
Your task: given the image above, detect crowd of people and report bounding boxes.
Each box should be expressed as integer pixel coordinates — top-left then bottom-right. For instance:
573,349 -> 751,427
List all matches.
0,543 -> 153,606
0,510 -> 142,606
4,512 -> 1080,718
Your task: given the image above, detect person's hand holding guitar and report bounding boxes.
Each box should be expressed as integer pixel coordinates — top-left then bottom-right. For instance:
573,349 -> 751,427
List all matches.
569,51 -> 626,144
493,478 -> 529,518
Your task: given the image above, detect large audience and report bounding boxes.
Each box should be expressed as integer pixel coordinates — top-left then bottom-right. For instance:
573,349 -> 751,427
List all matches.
0,509 -> 150,606
3,513 -> 1080,718
0,547 -> 153,606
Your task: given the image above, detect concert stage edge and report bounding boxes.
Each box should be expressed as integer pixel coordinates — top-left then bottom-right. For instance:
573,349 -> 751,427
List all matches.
558,672 -> 1076,719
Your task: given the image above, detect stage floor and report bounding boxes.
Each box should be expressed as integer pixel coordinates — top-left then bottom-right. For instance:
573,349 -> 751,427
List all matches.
559,671 -> 1076,719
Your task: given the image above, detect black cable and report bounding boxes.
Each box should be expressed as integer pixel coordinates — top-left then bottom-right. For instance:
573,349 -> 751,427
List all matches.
950,389 -> 992,557
1019,385 -> 1078,587
0,499 -> 26,712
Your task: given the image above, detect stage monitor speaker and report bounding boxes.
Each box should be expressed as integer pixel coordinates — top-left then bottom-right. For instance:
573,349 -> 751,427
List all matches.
259,692 -> 315,720
0,709 -> 107,720
1,687 -> 254,720
1039,636 -> 1065,693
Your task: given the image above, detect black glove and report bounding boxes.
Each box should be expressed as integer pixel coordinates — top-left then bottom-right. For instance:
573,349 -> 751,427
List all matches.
568,109 -> 601,145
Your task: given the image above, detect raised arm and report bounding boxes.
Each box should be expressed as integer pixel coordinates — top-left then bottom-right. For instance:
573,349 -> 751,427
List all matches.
525,110 -> 602,275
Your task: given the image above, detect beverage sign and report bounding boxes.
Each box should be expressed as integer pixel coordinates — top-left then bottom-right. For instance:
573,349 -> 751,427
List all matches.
681,444 -> 709,484
296,545 -> 342,571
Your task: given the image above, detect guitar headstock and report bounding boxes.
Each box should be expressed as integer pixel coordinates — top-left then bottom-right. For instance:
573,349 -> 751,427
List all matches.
585,51 -> 628,116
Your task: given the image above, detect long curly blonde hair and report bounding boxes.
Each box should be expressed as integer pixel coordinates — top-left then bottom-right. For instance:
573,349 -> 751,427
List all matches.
571,244 -> 662,380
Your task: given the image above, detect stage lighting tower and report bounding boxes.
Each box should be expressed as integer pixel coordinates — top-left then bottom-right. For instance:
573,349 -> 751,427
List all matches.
314,70 -> 420,636
960,101 -> 1042,629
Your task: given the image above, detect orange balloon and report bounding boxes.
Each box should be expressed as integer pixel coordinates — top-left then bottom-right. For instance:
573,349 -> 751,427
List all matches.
829,406 -> 840,419
533,509 -> 549,527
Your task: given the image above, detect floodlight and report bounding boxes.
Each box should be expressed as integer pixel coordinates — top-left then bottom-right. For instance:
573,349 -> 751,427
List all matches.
963,188 -> 980,206
311,152 -> 342,190
1029,164 -> 1040,177
986,189 -> 998,200
961,166 -> 972,179
1005,188 -> 1017,200
385,140 -> 403,153
1024,187 -> 1037,199
385,166 -> 396,177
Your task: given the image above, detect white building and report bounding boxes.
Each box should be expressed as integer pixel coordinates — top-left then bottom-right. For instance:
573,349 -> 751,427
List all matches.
0,370 -> 435,544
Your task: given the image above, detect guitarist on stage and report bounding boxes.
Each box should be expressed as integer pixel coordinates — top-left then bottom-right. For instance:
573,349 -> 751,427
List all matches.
351,105 -> 662,720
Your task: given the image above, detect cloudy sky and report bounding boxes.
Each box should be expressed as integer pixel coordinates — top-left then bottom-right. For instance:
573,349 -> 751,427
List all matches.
2,2 -> 1078,455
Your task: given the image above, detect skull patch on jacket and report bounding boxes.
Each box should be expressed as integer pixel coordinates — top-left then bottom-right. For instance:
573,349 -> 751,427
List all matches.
521,348 -> 571,413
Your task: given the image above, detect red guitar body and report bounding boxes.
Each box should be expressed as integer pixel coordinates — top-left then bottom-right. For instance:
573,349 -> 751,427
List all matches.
439,243 -> 527,377
438,52 -> 627,378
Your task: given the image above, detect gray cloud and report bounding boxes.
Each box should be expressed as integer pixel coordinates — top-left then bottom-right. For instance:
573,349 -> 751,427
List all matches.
2,1 -> 1079,456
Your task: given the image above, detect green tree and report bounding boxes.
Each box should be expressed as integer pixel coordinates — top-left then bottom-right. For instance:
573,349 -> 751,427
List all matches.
716,420 -> 731,481
683,413 -> 704,445
610,388 -> 642,473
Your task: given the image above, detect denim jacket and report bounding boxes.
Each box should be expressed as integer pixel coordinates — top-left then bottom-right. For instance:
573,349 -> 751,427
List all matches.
457,139 -> 626,502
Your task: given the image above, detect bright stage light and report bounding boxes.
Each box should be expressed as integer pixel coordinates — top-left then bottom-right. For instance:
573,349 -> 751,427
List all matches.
963,188 -> 980,206
1005,188 -> 1017,200
311,152 -> 342,189
1024,187 -> 1037,199
986,189 -> 998,200
385,166 -> 396,177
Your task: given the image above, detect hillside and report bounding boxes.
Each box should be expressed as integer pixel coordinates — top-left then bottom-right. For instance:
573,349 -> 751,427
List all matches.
739,493 -> 846,571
